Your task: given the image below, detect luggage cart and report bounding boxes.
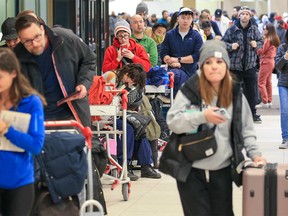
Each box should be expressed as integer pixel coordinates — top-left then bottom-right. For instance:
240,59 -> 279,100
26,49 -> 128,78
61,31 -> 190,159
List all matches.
90,88 -> 131,201
145,72 -> 175,151
44,120 -> 104,216
145,71 -> 175,106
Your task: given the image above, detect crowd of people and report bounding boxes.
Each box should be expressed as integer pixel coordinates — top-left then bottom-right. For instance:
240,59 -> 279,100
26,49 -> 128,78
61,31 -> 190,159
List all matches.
0,2 -> 288,215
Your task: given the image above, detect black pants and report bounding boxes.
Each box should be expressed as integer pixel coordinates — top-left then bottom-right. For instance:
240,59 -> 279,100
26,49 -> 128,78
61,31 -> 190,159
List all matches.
0,183 -> 34,216
177,166 -> 234,216
231,68 -> 257,116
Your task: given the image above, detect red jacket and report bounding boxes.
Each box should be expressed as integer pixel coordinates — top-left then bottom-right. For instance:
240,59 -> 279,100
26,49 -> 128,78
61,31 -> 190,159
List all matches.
257,39 -> 276,63
102,38 -> 151,73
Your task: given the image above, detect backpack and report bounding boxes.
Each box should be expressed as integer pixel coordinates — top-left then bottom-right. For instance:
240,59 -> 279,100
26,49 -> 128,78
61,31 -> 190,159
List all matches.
140,95 -> 161,141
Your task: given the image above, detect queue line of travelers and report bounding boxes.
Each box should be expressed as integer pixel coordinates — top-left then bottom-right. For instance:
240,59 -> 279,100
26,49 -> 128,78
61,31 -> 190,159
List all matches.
1,3 -> 288,215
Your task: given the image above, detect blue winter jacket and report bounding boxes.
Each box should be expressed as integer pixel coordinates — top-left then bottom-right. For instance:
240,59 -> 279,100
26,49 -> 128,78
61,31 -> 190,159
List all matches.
160,26 -> 203,76
0,95 -> 45,189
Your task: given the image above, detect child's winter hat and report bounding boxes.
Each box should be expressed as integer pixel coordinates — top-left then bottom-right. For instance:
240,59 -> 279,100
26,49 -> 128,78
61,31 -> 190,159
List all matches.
114,19 -> 131,36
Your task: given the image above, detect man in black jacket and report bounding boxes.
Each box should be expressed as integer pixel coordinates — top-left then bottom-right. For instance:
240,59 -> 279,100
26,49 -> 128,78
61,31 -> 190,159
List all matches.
14,15 -> 96,127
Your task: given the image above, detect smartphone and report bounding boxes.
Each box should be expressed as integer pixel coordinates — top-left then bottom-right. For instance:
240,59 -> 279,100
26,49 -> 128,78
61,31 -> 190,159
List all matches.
56,90 -> 80,106
214,108 -> 231,120
120,44 -> 128,54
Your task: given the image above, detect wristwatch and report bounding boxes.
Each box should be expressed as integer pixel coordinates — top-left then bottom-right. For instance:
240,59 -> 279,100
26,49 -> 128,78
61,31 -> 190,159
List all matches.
178,57 -> 181,63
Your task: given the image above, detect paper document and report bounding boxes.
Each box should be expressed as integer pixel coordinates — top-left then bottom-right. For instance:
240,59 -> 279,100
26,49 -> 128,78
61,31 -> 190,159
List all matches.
0,110 -> 31,152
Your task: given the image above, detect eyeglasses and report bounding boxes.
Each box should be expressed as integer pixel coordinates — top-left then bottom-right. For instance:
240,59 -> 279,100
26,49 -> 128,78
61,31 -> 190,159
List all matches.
22,33 -> 42,46
117,34 -> 129,40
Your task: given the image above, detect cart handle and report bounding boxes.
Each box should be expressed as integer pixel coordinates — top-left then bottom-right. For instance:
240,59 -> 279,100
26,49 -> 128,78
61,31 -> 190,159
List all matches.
168,72 -> 174,89
104,89 -> 128,110
44,120 -> 92,149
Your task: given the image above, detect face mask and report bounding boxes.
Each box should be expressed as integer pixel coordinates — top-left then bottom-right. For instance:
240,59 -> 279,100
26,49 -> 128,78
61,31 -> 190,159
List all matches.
154,34 -> 165,44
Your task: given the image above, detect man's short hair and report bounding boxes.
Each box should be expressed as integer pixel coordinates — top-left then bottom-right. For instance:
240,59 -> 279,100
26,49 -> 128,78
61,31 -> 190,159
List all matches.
233,6 -> 241,12
15,15 -> 41,33
162,10 -> 168,16
152,23 -> 167,32
201,20 -> 211,29
201,9 -> 211,15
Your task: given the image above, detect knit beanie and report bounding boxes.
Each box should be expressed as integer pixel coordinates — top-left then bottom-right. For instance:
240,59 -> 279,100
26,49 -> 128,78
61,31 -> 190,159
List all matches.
198,40 -> 230,68
114,19 -> 131,36
136,2 -> 148,15
238,6 -> 252,16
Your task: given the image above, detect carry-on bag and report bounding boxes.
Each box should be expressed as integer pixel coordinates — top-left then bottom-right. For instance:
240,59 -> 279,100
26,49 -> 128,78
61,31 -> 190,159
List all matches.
242,163 -> 288,216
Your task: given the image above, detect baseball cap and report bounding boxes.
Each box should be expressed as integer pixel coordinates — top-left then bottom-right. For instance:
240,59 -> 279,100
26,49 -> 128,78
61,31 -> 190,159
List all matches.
214,9 -> 222,18
1,17 -> 18,41
178,7 -> 193,17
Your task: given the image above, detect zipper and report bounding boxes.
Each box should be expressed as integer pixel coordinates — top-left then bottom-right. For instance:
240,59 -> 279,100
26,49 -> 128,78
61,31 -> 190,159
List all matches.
178,134 -> 214,151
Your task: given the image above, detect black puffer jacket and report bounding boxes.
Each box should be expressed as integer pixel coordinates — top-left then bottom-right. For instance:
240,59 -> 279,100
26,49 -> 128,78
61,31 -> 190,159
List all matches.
14,26 -> 96,127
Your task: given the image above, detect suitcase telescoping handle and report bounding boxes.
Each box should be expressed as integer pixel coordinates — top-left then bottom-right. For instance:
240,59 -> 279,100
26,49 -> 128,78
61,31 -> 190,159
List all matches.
44,120 -> 92,149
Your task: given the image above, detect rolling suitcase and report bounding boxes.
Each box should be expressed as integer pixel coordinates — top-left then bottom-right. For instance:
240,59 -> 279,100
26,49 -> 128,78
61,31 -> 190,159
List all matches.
243,163 -> 288,216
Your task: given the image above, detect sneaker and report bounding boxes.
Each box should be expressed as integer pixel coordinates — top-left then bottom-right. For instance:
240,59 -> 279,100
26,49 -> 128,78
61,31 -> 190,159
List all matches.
128,169 -> 139,181
253,114 -> 262,124
256,102 -> 269,109
141,165 -> 161,179
268,102 -> 272,108
279,139 -> 288,149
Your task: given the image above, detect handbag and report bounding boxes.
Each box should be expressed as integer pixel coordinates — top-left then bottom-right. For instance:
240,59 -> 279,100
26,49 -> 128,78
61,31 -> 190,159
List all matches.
31,187 -> 79,216
176,124 -> 217,162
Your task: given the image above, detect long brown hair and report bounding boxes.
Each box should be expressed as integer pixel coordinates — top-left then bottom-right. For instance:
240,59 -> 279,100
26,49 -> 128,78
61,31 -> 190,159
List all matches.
264,23 -> 281,47
0,48 -> 46,106
199,68 -> 233,108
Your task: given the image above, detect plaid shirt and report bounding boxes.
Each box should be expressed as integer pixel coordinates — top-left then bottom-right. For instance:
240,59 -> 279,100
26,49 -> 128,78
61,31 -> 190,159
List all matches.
222,20 -> 263,71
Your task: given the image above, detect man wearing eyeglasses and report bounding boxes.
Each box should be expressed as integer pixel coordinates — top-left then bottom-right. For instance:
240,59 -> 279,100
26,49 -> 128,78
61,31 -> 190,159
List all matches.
222,6 -> 263,124
13,14 -> 96,127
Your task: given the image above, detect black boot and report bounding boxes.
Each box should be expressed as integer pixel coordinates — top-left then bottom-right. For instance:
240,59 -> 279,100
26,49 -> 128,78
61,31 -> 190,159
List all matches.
141,165 -> 161,179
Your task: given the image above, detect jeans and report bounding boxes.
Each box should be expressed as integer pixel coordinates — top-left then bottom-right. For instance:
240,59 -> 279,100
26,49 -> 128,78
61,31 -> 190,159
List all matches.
116,119 -> 153,165
278,86 -> 288,140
